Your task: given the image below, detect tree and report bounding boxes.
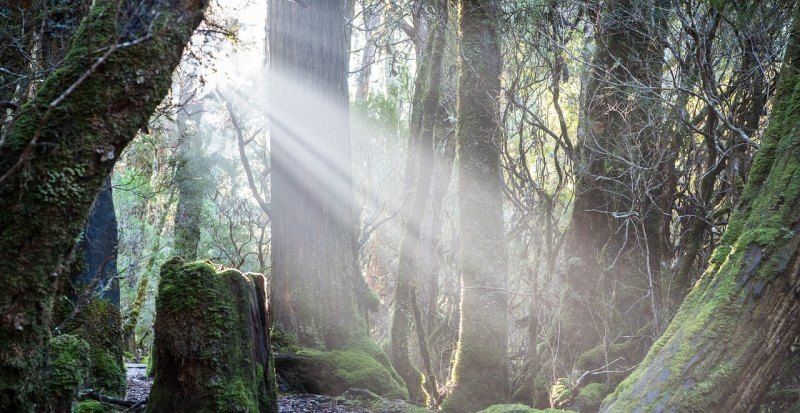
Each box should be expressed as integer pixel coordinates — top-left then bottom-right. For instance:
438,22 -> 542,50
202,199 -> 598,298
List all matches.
440,0 -> 509,411
74,178 -> 121,306
559,0 -> 667,368
173,82 -> 206,260
602,7 -> 800,410
268,0 -> 367,349
0,0 -> 207,409
389,0 -> 448,402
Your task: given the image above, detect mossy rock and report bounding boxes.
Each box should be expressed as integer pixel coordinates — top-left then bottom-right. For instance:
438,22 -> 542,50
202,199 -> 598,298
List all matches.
46,334 -> 90,412
292,347 -> 408,399
74,400 -> 113,413
476,404 -> 577,413
146,258 -> 278,413
276,333 -> 407,400
571,383 -> 605,413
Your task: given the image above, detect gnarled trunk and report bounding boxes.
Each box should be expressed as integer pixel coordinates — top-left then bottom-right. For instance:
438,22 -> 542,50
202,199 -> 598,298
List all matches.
0,1 -> 207,410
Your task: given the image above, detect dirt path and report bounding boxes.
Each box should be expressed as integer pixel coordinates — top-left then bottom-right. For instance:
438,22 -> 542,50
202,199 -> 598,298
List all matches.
124,364 -> 382,412
125,363 -> 151,403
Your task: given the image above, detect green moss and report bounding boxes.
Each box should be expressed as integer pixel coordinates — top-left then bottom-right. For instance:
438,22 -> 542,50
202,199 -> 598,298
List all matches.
0,0 -> 205,410
47,334 -> 89,403
297,347 -> 408,399
601,18 -> 800,410
214,378 -> 259,412
575,343 -> 631,371
338,388 -> 432,413
476,404 -> 577,413
271,327 -> 301,352
549,379 -> 572,408
74,400 -> 109,413
573,383 -> 604,412
67,298 -> 126,396
147,259 -> 276,412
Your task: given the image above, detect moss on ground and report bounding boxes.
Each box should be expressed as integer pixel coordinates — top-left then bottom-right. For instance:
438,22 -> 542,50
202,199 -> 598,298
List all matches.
276,328 -> 407,400
58,298 -> 126,397
336,388 -> 432,413
74,400 -> 111,413
476,404 -> 577,413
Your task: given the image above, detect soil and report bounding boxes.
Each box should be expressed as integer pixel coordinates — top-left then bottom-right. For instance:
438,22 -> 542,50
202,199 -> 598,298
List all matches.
124,364 -> 383,412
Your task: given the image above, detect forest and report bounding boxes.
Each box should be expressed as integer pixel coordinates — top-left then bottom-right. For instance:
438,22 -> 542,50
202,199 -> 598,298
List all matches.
1,0 -> 799,412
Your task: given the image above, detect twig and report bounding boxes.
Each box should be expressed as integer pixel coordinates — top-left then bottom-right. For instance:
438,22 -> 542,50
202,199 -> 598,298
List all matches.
79,389 -> 146,410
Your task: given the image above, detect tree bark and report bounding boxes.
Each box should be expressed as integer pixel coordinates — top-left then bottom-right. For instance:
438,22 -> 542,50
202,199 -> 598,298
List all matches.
268,0 -> 366,349
123,191 -> 174,353
147,259 -> 278,413
602,9 -> 800,410
389,0 -> 447,403
439,0 -> 508,411
0,0 -> 207,410
561,0 -> 666,361
76,177 -> 121,306
173,89 -> 205,260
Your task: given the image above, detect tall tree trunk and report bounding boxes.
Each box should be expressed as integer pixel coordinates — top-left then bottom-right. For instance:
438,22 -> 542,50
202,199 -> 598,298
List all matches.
0,0 -> 207,410
389,0 -> 447,403
602,9 -> 800,410
355,3 -> 381,104
172,92 -> 205,260
268,0 -> 365,349
123,191 -> 175,353
75,177 -> 120,306
440,0 -> 508,411
560,0 -> 666,362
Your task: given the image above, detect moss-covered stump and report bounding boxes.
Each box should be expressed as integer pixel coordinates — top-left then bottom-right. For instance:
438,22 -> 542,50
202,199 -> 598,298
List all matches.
76,299 -> 126,396
475,404 -> 577,413
275,336 -> 408,400
54,257 -> 126,397
146,258 -> 278,413
46,334 -> 90,413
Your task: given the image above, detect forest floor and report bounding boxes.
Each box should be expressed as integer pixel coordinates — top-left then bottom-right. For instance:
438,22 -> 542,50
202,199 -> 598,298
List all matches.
124,364 -> 379,412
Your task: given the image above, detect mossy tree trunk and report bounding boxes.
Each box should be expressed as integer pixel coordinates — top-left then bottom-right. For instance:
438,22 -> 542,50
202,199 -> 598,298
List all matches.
173,86 -> 206,260
560,0 -> 666,364
75,177 -> 121,306
440,0 -> 508,411
268,0 -> 367,349
0,0 -> 207,410
147,259 -> 278,413
122,191 -> 174,353
389,0 -> 448,403
602,9 -> 800,411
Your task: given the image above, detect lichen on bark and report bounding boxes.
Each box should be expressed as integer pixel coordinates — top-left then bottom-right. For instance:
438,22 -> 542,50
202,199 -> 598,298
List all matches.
0,0 -> 207,410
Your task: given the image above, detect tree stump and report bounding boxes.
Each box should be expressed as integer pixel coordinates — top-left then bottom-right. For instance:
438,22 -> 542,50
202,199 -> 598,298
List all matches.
146,258 -> 278,413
